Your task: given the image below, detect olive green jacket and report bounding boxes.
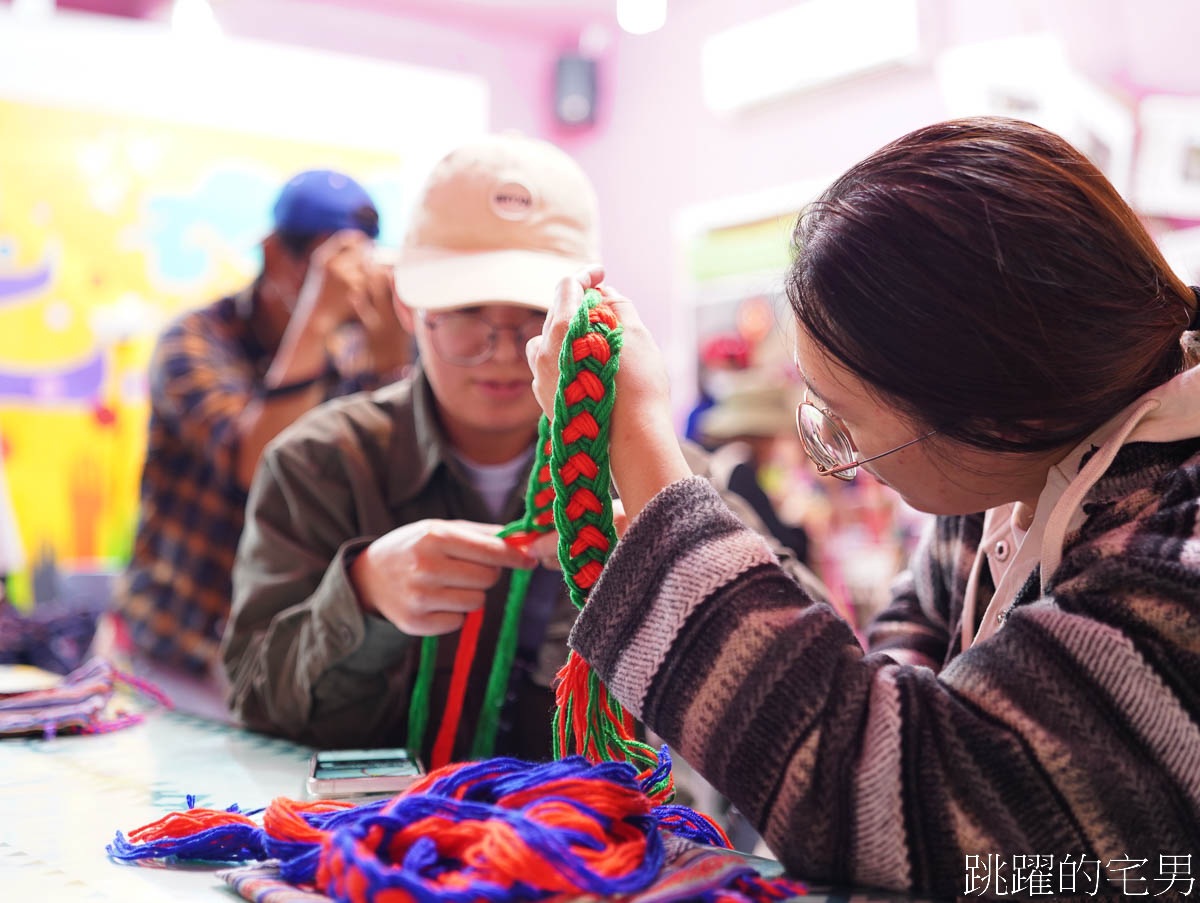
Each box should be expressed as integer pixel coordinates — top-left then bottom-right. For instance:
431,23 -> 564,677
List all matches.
221,368 -> 819,761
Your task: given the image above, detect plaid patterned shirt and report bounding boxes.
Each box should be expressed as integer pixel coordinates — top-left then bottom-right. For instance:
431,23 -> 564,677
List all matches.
116,286 -> 393,674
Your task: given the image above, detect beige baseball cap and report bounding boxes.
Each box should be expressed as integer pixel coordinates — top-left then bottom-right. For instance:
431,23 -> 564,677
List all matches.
391,134 -> 600,312
698,375 -> 798,441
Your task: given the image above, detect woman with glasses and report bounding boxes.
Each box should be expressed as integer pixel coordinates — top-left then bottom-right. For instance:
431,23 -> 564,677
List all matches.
528,118 -> 1200,897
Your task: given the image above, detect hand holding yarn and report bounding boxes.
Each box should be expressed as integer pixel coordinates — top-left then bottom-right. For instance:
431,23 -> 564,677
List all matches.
527,268 -> 691,525
527,266 -> 672,429
107,286 -> 812,903
350,519 -> 535,635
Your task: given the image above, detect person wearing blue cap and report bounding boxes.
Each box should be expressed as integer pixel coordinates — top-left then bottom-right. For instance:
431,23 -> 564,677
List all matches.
107,169 -> 411,695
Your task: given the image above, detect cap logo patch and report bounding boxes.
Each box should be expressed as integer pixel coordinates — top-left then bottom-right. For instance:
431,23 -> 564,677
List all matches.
491,181 -> 534,221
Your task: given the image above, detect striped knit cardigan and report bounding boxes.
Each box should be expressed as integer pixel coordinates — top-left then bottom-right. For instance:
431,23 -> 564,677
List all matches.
571,437 -> 1200,899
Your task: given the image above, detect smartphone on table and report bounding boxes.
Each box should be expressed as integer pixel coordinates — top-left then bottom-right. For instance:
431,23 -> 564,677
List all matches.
305,747 -> 424,800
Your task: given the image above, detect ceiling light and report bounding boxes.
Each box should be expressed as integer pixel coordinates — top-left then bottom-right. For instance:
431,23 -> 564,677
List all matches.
617,0 -> 666,36
172,0 -> 220,38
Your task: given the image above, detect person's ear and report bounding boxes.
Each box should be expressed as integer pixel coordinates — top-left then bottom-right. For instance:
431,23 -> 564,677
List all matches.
262,232 -> 307,287
394,298 -> 416,333
261,232 -> 285,273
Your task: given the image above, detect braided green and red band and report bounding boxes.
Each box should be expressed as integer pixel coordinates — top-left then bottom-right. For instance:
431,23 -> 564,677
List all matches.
406,290 -> 672,801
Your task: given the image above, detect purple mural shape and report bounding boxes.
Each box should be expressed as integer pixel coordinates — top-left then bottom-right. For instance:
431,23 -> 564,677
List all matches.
0,259 -> 53,305
0,352 -> 105,404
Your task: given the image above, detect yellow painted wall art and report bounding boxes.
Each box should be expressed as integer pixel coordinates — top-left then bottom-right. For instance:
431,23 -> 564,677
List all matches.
0,98 -> 410,604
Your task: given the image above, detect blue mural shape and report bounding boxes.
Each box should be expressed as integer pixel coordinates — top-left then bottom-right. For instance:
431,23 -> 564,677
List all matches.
143,168 -> 412,283
143,168 -> 276,284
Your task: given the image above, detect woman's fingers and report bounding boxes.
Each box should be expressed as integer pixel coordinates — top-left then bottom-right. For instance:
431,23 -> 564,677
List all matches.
528,266 -> 614,416
611,499 -> 629,537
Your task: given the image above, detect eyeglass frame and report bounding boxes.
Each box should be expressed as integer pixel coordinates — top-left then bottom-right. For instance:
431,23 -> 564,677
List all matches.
417,307 -> 547,366
796,391 -> 936,481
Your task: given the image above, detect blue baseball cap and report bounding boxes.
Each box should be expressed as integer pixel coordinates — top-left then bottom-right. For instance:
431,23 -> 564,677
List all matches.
271,169 -> 380,239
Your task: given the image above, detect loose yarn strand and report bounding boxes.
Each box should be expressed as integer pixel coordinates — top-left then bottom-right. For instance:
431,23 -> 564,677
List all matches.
406,635 -> 438,760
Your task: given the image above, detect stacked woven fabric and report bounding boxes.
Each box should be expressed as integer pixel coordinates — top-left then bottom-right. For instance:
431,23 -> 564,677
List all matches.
0,657 -> 170,737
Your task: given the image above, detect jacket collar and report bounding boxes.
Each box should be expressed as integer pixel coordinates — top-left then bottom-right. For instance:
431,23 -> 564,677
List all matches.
386,364 -> 453,508
964,362 -> 1200,648
384,364 -> 539,521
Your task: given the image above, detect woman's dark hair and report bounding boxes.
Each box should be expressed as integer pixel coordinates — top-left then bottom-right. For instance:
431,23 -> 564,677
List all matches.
788,116 -> 1196,454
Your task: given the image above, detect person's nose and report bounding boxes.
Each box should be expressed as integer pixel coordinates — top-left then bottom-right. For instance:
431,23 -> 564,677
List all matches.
491,326 -> 527,364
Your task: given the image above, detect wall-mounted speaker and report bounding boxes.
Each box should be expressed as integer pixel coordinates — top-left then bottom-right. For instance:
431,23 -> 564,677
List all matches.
554,54 -> 597,127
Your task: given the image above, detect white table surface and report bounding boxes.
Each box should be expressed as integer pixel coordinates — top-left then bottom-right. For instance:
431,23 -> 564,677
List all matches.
0,689 -> 935,902
0,708 -> 314,901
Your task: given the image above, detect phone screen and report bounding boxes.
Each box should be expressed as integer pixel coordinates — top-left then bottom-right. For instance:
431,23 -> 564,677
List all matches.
312,748 -> 421,781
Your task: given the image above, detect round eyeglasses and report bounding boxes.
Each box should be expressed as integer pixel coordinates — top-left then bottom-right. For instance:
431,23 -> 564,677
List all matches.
796,393 -> 935,481
420,309 -> 547,366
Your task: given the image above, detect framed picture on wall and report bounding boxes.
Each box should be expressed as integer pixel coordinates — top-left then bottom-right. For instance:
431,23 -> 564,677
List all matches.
936,34 -> 1073,133
936,33 -> 1136,198
1135,95 -> 1200,219
1063,75 -> 1136,199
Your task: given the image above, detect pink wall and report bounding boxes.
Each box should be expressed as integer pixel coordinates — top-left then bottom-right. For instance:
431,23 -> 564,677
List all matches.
570,0 -> 1200,346
192,0 -> 1200,354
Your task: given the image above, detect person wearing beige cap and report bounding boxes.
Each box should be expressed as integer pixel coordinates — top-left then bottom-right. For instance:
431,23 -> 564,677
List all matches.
220,135 -> 603,758
221,135 -> 814,762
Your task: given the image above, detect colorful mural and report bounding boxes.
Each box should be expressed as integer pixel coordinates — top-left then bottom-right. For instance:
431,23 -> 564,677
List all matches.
0,97 -> 414,604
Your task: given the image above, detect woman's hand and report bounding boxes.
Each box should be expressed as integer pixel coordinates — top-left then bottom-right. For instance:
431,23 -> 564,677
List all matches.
527,266 -> 670,421
526,267 -> 692,523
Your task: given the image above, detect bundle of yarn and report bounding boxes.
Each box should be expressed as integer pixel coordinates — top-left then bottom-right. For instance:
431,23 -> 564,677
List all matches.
110,750 -> 804,902
108,291 -> 807,902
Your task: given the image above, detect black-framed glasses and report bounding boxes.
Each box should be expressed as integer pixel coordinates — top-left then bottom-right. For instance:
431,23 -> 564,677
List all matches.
419,309 -> 546,366
796,392 -> 935,481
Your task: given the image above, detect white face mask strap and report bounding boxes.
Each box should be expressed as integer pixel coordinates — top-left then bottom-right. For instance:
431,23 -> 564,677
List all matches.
1039,398 -> 1159,592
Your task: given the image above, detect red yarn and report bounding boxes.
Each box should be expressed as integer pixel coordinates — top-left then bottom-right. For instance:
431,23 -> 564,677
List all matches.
127,808 -> 256,842
561,411 -> 601,444
430,607 -> 485,770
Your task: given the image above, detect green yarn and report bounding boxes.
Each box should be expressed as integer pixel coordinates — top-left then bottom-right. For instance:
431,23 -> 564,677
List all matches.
550,291 -> 623,610
469,566 -> 532,759
406,635 -> 438,758
406,288 -> 631,765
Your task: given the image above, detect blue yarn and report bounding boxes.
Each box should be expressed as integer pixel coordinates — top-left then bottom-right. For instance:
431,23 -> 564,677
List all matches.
108,750 -> 739,900
106,822 -> 268,863
639,746 -> 674,795
424,755 -> 641,803
273,798 -> 391,885
652,805 -> 729,848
